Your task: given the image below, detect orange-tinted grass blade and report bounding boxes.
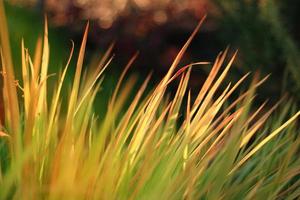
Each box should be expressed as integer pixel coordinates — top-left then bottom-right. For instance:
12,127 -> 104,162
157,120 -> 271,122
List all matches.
33,36 -> 42,79
193,51 -> 238,121
95,42 -> 114,73
0,130 -> 9,137
110,52 -> 139,109
163,15 -> 206,85
166,62 -> 210,85
0,0 -> 20,135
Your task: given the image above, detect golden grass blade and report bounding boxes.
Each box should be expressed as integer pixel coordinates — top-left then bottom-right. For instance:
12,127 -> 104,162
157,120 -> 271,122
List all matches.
23,54 -> 43,145
126,17 -> 205,157
81,42 -> 114,94
200,110 -> 242,160
191,49 -> 228,116
191,84 -> 232,141
191,108 -> 242,159
183,91 -> 191,170
114,74 -> 151,147
46,41 -> 74,144
231,111 -> 300,174
64,22 -> 89,134
192,51 -> 237,123
75,56 -> 113,115
242,101 -> 267,128
33,36 -> 42,80
49,23 -> 89,188
21,40 -> 30,117
36,17 -> 49,116
240,100 -> 281,148
164,70 -> 191,138
98,75 -> 138,149
136,102 -> 172,159
207,75 -> 269,132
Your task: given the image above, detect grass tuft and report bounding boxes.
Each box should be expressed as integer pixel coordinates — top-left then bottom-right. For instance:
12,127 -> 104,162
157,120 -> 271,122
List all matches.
0,1 -> 299,199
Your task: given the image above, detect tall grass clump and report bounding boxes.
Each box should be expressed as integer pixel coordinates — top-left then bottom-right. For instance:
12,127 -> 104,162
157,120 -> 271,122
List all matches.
0,1 -> 300,199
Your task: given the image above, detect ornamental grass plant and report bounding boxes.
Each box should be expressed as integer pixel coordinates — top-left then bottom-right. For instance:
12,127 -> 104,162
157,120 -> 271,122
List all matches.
0,0 -> 300,199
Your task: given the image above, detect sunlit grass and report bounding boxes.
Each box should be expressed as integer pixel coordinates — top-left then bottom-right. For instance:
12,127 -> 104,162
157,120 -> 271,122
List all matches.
0,1 -> 300,199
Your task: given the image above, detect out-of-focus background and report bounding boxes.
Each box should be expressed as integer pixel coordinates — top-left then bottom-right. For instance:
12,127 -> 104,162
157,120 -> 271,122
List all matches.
4,0 -> 300,106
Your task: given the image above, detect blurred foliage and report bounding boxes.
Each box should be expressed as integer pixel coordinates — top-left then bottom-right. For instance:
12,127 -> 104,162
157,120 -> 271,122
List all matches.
214,0 -> 300,102
8,0 -> 210,28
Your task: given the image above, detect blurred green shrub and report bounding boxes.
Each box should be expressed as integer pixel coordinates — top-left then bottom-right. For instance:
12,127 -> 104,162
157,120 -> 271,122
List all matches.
215,0 -> 300,102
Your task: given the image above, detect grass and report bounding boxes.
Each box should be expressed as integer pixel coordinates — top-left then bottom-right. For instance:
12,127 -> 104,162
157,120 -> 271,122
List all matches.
0,1 -> 300,199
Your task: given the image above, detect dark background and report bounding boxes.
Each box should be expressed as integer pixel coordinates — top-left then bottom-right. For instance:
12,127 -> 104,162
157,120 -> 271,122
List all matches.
4,0 -> 300,108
